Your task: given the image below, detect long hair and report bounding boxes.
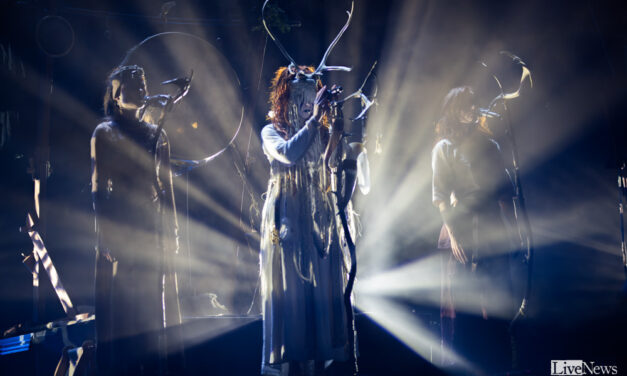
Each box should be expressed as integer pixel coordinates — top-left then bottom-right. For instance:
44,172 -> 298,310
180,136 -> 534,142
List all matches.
268,65 -> 328,137
435,86 -> 475,142
103,65 -> 146,117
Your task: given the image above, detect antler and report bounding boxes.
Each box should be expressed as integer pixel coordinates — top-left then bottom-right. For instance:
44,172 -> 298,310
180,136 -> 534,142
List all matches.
311,1 -> 354,76
262,0 -> 354,77
342,60 -> 378,120
262,0 -> 297,68
351,93 -> 376,121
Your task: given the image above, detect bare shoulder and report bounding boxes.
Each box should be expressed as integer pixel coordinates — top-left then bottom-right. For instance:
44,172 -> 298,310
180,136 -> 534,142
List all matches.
92,121 -> 114,139
434,138 -> 452,148
143,121 -> 168,140
433,138 -> 452,153
144,121 -> 158,133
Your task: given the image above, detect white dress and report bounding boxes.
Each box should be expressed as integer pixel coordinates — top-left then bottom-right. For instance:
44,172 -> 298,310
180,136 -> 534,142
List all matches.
259,123 -> 350,371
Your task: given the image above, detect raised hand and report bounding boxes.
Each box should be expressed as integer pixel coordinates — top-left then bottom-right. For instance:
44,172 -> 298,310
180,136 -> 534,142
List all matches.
313,85 -> 330,122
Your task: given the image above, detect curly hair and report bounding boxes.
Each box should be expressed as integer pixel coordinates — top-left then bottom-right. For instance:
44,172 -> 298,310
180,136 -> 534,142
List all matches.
268,65 -> 329,137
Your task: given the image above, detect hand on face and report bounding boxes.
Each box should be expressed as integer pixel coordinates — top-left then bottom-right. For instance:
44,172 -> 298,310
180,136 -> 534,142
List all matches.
312,85 -> 331,121
289,77 -> 318,123
298,86 -> 317,121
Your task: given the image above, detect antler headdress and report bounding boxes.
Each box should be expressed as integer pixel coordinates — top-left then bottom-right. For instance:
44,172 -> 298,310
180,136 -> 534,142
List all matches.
262,0 -> 354,78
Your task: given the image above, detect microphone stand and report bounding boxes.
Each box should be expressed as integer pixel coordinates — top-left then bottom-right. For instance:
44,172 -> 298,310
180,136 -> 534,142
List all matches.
482,52 -> 535,370
334,79 -> 375,375
503,89 -> 535,323
136,73 -> 193,199
618,164 -> 627,287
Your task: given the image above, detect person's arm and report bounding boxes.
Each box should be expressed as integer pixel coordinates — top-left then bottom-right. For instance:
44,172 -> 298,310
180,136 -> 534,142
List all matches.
261,122 -> 318,165
432,141 -> 468,264
261,86 -> 328,165
437,201 -> 468,264
90,124 -> 114,261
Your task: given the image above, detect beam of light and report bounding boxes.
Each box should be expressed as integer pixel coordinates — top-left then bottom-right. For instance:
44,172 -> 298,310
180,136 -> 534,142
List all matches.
353,0 -> 451,276
102,10 -> 267,337
25,195 -> 259,311
340,0 -> 599,369
10,60 -> 101,130
2,10 -> 266,352
173,315 -> 259,350
8,12 -> 151,131
353,0 -> 626,275
356,294 -> 476,373
530,197 -> 620,255
10,0 -> 623,367
357,252 -> 517,320
174,170 -> 259,237
340,2 -> 627,374
356,253 -> 443,307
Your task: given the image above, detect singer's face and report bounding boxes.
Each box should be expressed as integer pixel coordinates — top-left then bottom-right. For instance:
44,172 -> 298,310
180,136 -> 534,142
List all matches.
289,78 -> 317,121
458,104 -> 477,124
117,77 -> 147,110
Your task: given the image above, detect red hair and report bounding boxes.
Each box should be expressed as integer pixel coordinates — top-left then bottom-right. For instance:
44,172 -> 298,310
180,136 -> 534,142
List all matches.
268,65 -> 329,137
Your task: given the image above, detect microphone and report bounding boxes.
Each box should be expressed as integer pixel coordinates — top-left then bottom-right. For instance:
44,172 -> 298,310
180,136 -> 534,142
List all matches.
477,107 -> 501,119
142,94 -> 173,108
137,94 -> 173,121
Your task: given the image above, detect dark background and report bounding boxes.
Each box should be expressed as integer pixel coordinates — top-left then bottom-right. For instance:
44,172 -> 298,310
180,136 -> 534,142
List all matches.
0,0 -> 626,374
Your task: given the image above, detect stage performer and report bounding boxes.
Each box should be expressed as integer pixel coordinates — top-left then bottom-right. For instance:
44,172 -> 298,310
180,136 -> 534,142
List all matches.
91,65 -> 182,375
432,86 -> 516,367
259,66 -> 352,376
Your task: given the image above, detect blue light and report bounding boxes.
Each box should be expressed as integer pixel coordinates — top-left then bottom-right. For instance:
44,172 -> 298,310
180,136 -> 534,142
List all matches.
0,333 -> 32,356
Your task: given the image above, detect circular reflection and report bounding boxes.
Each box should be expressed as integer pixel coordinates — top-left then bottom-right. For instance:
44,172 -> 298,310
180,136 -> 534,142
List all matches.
120,32 -> 243,161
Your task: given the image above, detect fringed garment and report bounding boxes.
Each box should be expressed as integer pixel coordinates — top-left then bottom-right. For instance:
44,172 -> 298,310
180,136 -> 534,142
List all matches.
259,122 -> 350,370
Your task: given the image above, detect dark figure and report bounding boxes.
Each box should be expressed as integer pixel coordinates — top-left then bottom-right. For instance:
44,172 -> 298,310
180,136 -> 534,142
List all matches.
91,65 -> 182,375
431,86 -> 516,369
259,66 -> 352,376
